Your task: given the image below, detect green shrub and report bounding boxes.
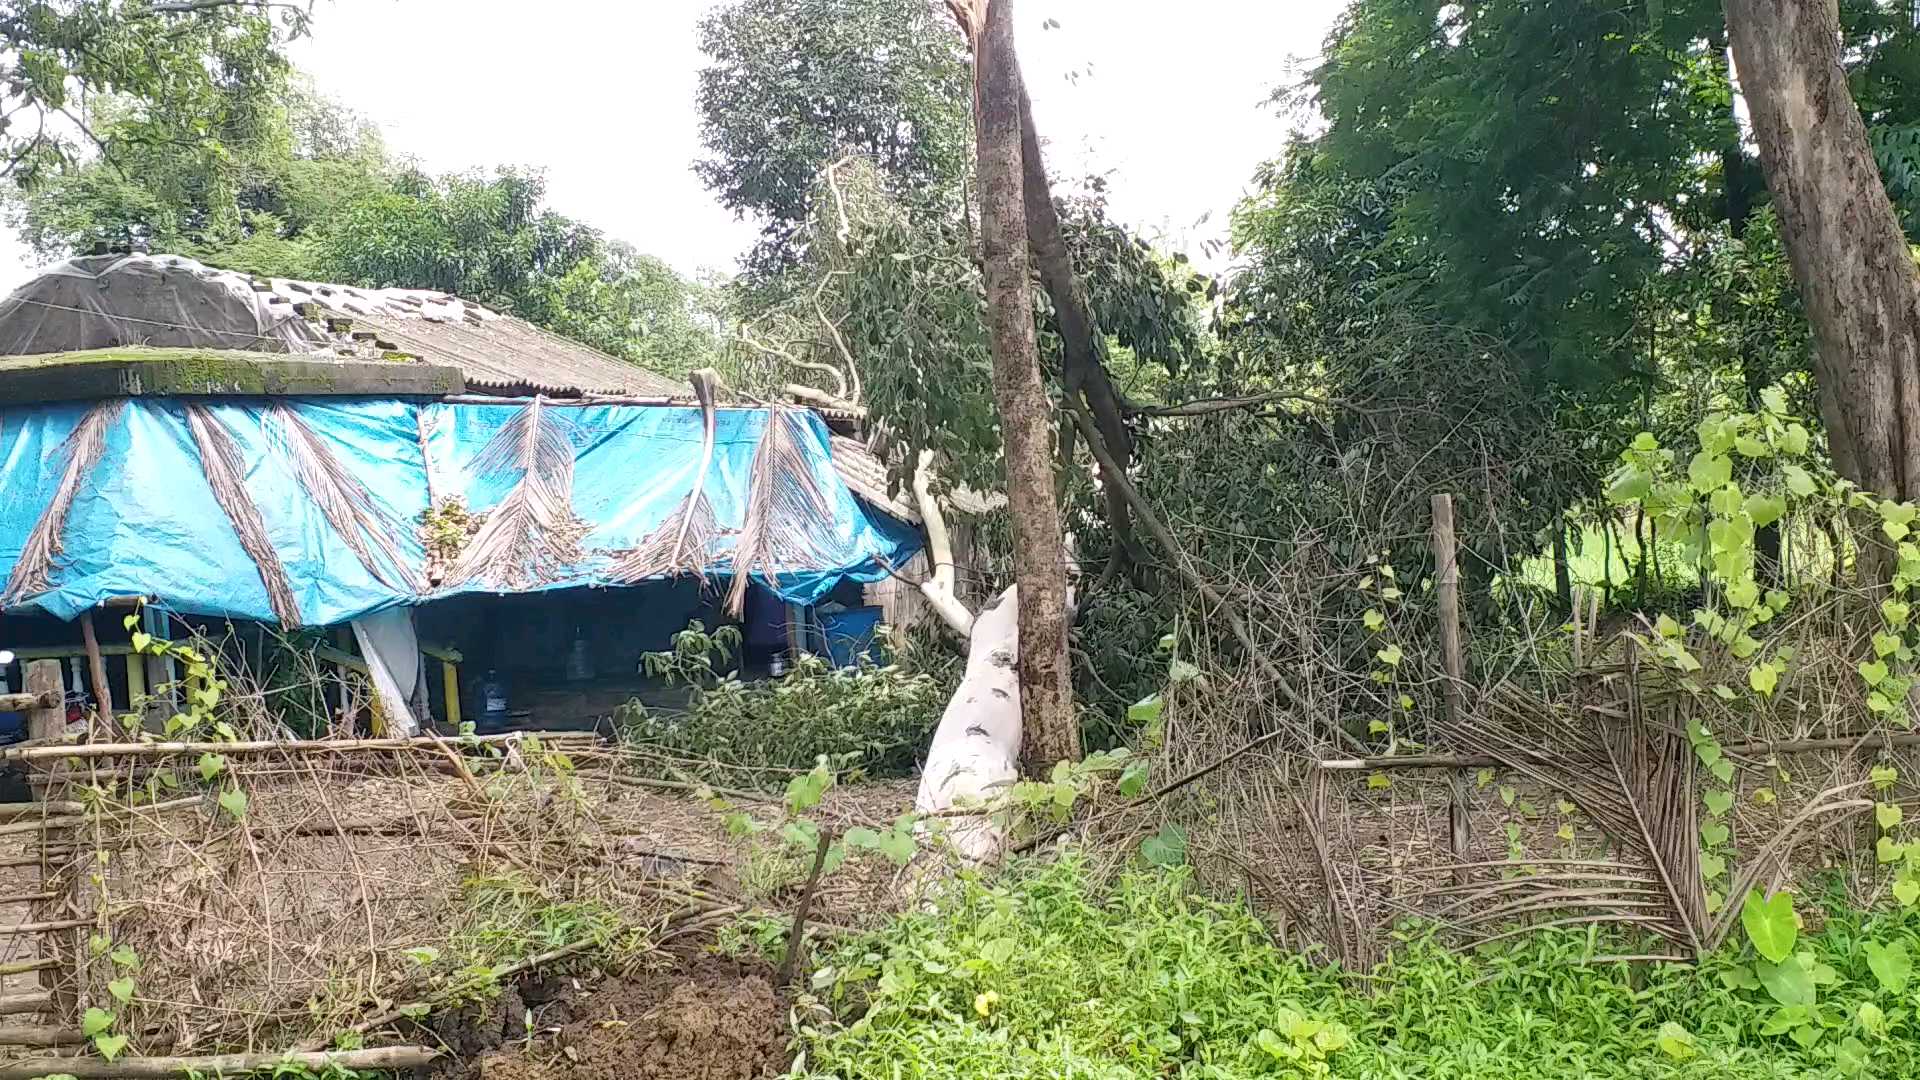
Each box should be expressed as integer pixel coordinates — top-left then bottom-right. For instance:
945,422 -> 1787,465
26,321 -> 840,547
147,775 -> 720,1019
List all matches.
796,855 -> 1920,1079
617,654 -> 951,789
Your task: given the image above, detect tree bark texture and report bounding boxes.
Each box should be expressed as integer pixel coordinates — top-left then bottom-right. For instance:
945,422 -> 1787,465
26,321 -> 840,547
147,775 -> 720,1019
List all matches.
1725,0 -> 1920,499
971,0 -> 1079,770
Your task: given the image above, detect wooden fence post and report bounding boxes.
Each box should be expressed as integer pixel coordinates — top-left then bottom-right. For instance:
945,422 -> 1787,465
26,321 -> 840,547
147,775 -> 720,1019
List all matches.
1430,494 -> 1472,883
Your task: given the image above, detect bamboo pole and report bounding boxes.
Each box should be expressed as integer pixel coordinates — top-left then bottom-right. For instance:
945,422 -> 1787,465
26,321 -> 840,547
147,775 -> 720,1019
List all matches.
0,730 -> 595,763
1321,731 -> 1920,771
0,1045 -> 438,1079
0,803 -> 84,820
1430,494 -> 1472,883
0,1024 -> 83,1046
0,693 -> 58,713
0,993 -> 50,1017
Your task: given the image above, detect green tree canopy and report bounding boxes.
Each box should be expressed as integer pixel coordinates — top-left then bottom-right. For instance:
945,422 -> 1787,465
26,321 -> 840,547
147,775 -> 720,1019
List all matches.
694,0 -> 973,271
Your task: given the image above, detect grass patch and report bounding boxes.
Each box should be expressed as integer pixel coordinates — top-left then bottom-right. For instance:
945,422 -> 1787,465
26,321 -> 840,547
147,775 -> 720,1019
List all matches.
795,856 -> 1920,1079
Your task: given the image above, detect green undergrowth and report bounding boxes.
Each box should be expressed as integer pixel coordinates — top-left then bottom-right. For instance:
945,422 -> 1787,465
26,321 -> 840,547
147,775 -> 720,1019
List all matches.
618,652 -> 952,789
792,856 -> 1920,1079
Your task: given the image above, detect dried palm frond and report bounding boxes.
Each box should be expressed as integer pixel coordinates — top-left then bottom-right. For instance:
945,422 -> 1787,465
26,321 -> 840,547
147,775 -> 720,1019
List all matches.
3,399 -> 126,607
724,406 -> 840,616
611,369 -> 723,584
1444,656 -> 1705,953
268,402 -> 417,592
185,403 -> 303,627
446,396 -> 587,589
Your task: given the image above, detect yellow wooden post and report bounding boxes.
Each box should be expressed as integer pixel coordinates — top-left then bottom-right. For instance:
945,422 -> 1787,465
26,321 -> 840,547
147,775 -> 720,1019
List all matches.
124,650 -> 146,709
441,660 -> 461,727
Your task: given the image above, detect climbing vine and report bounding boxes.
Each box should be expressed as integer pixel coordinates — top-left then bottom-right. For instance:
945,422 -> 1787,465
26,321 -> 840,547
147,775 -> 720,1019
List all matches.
1605,388 -> 1919,910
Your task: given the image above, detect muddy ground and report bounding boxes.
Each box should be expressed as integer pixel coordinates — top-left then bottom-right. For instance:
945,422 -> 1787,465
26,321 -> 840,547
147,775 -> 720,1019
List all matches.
428,947 -> 791,1080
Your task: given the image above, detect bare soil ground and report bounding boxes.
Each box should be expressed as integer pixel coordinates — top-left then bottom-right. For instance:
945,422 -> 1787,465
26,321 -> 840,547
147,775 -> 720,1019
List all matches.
432,948 -> 790,1080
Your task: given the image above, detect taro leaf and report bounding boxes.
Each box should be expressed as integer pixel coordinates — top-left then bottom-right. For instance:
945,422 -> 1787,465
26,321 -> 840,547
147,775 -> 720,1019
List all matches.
1140,823 -> 1186,867
1756,957 -> 1815,1007
1863,939 -> 1912,994
1655,1021 -> 1696,1061
1742,889 -> 1798,963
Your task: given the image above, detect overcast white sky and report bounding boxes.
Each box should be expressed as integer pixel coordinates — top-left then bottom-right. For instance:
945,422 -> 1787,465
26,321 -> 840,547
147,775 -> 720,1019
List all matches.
0,0 -> 1343,289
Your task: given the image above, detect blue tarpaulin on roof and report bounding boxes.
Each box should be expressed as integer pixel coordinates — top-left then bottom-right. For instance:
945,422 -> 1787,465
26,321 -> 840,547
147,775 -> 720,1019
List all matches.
0,398 -> 921,625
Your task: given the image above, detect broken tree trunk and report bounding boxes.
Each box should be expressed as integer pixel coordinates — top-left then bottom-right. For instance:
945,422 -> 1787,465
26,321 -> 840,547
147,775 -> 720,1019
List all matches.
916,586 -> 1022,863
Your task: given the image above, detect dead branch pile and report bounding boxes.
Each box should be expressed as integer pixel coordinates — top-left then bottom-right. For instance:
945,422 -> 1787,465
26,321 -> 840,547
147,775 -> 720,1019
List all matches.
3,731 -> 762,1064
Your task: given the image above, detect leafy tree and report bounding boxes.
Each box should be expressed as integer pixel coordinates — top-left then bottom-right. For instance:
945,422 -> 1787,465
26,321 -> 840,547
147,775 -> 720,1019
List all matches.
0,0 -> 309,187
17,76 -> 721,378
14,77 -> 388,278
694,0 -> 973,271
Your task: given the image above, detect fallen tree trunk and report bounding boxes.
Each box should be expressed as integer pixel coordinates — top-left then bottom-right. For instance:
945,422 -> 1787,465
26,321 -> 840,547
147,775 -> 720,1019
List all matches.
916,586 -> 1022,863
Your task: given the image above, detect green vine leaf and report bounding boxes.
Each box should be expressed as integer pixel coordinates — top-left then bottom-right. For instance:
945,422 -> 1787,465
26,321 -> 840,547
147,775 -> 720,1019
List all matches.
1879,803 -> 1905,830
1704,790 -> 1734,817
93,1034 -> 128,1061
81,1007 -> 113,1037
106,977 -> 134,1003
1688,452 -> 1732,493
217,787 -> 247,821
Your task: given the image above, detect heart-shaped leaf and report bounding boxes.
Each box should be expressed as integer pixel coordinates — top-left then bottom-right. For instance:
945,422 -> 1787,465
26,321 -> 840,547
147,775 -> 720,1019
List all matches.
1748,661 -> 1778,695
1875,633 -> 1904,658
1140,823 -> 1186,867
1701,820 -> 1731,848
1878,803 -> 1904,830
107,977 -> 134,1003
1704,789 -> 1734,817
1860,660 -> 1891,687
1783,464 -> 1818,496
1362,609 -> 1385,632
82,1007 -> 114,1037
1375,644 -> 1403,667
197,752 -> 225,783
1745,493 -> 1786,527
93,1033 -> 128,1061
1710,759 -> 1736,785
1895,879 -> 1920,906
1878,836 -> 1902,863
1699,852 -> 1726,879
1864,939 -> 1912,993
1742,889 -> 1798,963
130,631 -> 152,654
217,787 -> 247,821
1689,452 -> 1733,492
1756,956 -> 1814,1006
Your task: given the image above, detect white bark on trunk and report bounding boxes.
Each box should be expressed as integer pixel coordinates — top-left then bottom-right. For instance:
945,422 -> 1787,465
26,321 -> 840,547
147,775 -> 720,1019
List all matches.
915,585 -> 1020,863
914,450 -> 976,639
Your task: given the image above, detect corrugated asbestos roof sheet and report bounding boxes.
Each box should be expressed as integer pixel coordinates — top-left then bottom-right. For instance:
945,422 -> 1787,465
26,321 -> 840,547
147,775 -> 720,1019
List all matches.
0,253 -> 685,398
828,434 -> 1003,523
